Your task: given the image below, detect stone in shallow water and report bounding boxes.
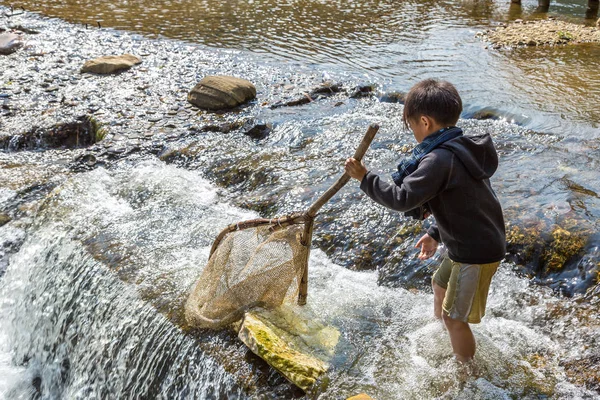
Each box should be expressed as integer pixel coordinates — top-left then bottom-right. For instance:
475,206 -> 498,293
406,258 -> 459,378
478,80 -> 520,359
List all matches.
0,33 -> 23,55
238,310 -> 337,392
0,214 -> 11,227
187,75 -> 256,110
347,394 -> 375,400
81,54 -> 142,74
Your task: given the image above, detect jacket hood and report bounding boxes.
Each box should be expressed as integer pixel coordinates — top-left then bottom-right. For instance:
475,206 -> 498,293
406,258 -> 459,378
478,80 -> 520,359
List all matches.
439,133 -> 498,180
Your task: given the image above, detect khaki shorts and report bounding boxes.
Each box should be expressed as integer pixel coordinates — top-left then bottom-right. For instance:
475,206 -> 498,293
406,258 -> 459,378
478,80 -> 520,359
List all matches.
432,257 -> 499,324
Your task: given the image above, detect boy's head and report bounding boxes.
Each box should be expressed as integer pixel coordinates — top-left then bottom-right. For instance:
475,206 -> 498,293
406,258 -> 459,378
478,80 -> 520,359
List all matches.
402,79 -> 462,140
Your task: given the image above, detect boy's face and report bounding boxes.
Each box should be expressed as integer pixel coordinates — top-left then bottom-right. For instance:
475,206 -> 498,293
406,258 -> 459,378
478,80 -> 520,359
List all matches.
407,116 -> 429,144
407,115 -> 444,143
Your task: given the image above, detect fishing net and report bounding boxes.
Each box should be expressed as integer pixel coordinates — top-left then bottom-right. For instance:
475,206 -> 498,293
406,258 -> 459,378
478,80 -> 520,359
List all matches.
184,124 -> 378,330
185,215 -> 312,329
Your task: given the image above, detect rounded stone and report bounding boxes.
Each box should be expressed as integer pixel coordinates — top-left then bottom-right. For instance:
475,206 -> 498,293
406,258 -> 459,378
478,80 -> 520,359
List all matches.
187,75 -> 256,111
81,54 -> 142,74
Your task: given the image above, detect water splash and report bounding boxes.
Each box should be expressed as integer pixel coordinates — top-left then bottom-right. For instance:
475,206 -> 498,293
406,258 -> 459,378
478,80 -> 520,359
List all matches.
0,161 -> 596,398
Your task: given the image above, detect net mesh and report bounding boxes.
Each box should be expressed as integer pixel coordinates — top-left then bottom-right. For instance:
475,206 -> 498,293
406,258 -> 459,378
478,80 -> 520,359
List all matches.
185,222 -> 308,329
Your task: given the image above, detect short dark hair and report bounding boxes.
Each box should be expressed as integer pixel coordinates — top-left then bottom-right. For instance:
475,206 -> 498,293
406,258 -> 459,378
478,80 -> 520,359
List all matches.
402,79 -> 462,129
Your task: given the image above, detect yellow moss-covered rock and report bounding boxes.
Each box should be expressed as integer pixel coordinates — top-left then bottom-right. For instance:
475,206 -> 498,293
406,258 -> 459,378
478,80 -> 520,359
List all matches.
347,394 -> 375,400
543,227 -> 586,272
506,223 -> 588,273
238,312 -> 329,391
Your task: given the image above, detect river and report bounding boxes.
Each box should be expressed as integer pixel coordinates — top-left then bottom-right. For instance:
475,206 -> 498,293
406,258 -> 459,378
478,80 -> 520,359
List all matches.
1,2 -> 599,399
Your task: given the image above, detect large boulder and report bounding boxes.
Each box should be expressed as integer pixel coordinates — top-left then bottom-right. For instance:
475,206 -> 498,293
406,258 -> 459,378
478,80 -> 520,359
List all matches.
81,54 -> 142,74
187,76 -> 256,110
0,33 -> 23,55
238,310 -> 335,392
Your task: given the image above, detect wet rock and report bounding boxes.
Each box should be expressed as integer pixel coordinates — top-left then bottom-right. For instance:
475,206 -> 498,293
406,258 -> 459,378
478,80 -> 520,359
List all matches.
347,395 -> 375,400
543,227 -> 586,272
310,82 -> 344,96
0,213 -> 11,227
271,82 -> 344,109
270,94 -> 312,109
2,115 -> 107,151
506,223 -> 589,276
0,32 -> 23,55
350,84 -> 376,99
243,121 -> 272,140
200,121 -> 245,134
8,25 -> 40,34
379,91 -> 406,104
81,54 -> 142,74
238,312 -> 330,392
466,107 -> 503,121
187,75 -> 256,111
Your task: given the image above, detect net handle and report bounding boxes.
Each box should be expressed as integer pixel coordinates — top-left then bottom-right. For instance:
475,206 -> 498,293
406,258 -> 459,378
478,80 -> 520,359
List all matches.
305,123 -> 379,218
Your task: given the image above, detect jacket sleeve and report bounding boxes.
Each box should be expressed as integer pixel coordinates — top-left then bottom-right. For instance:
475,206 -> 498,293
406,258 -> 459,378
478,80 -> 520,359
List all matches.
359,152 -> 448,212
426,224 -> 441,242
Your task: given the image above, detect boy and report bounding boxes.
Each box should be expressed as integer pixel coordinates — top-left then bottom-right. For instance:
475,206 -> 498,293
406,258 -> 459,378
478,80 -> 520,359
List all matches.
344,79 -> 505,363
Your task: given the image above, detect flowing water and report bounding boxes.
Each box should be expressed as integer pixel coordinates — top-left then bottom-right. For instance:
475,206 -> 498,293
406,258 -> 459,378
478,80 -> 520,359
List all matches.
1,1 -> 600,399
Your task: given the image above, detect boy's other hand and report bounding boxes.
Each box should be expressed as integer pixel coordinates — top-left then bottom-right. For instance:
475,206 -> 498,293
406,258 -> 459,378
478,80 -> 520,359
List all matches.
345,158 -> 367,181
416,233 -> 438,260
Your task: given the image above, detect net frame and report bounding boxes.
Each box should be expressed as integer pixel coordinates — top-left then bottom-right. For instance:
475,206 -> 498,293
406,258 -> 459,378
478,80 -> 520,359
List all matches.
185,124 -> 378,329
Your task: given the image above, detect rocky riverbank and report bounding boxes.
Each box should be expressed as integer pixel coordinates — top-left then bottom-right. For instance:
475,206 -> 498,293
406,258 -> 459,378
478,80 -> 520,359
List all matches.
480,18 -> 600,48
1,8 -> 600,397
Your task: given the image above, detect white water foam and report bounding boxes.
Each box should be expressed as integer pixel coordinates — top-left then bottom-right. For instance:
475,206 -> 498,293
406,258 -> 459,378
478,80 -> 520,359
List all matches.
0,160 -> 597,399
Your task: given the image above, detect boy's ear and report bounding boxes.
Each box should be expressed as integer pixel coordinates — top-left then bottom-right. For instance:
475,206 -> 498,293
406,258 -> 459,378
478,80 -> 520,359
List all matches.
421,115 -> 432,128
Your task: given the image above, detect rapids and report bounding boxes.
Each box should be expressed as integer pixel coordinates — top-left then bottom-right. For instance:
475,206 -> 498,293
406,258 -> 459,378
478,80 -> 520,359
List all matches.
0,161 -> 598,398
1,3 -> 600,399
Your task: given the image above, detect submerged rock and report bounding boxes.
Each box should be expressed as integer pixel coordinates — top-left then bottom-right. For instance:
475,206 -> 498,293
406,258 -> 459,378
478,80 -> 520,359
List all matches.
271,82 -> 344,109
1,115 -> 107,151
379,91 -> 406,104
0,32 -> 23,55
81,54 -> 142,74
238,311 -> 331,392
0,213 -> 11,227
506,223 -> 589,275
243,121 -> 272,140
187,76 -> 256,110
350,84 -> 376,99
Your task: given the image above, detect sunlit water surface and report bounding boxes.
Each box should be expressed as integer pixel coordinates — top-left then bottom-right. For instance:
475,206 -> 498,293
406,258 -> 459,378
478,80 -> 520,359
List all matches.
1,2 -> 600,399
0,161 -> 598,399
2,0 -> 600,135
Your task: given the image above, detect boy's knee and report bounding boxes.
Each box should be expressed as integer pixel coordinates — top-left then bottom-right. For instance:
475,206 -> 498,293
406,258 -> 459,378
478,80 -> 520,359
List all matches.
442,312 -> 468,329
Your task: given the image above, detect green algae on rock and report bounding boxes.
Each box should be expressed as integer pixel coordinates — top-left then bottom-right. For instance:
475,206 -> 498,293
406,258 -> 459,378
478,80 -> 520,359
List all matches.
0,115 -> 106,151
506,222 -> 589,275
238,311 -> 334,392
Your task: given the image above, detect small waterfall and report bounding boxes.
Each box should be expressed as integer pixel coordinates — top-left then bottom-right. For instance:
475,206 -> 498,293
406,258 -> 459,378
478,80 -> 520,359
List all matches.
1,161 -> 597,398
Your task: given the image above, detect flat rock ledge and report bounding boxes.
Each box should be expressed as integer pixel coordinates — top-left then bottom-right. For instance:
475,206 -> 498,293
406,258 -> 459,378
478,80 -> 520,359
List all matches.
81,54 -> 142,74
238,312 -> 329,392
188,75 -> 256,111
0,32 -> 23,55
479,19 -> 600,48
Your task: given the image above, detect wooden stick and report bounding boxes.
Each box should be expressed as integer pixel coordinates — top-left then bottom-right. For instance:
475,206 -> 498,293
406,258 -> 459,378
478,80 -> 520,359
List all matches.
305,123 -> 379,217
298,124 -> 379,305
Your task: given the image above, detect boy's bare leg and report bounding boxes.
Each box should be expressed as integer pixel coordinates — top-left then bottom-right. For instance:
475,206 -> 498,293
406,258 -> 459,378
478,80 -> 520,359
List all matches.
442,313 -> 475,362
432,281 -> 445,320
